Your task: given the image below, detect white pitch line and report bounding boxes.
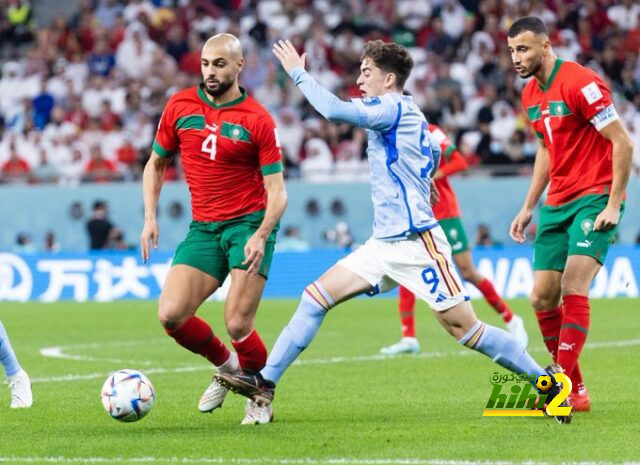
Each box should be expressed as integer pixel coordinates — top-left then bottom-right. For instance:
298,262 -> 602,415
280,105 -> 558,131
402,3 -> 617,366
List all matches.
39,347 -> 156,366
33,338 -> 640,384
0,457 -> 636,465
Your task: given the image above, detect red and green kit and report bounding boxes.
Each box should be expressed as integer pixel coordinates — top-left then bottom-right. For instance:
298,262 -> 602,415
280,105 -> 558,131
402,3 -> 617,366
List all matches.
153,85 -> 283,280
521,59 -> 624,269
153,85 -> 283,222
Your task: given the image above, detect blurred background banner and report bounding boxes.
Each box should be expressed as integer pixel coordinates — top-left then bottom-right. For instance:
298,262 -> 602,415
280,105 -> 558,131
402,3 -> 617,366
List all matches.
1,178 -> 639,252
2,246 -> 637,302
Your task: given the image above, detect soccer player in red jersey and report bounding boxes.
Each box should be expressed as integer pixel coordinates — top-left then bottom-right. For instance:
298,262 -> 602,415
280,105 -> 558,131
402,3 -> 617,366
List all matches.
140,33 -> 287,424
381,123 -> 528,355
507,17 -> 633,412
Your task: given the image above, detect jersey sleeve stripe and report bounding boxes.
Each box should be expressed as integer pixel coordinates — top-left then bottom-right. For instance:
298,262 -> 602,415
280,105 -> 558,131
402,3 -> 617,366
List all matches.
152,139 -> 174,158
527,105 -> 541,122
260,161 -> 284,176
176,115 -> 205,130
443,145 -> 456,161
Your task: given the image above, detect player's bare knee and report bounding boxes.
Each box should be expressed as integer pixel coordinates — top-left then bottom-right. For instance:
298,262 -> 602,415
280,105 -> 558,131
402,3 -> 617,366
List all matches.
459,266 -> 477,283
560,278 -> 588,297
529,291 -> 559,311
226,317 -> 252,341
158,298 -> 190,329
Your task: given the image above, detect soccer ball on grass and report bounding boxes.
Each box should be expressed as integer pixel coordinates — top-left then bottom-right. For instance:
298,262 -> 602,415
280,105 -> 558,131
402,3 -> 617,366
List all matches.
101,369 -> 155,422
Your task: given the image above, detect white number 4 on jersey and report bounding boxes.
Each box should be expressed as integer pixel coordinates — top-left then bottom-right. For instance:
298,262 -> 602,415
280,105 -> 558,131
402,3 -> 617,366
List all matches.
201,134 -> 216,160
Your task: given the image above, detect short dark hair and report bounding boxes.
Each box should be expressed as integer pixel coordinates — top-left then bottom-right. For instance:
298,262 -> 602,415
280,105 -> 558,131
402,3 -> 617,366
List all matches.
361,40 -> 413,89
507,16 -> 548,38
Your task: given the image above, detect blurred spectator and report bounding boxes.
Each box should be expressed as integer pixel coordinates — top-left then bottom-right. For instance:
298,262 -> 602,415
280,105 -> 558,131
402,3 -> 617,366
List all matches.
607,0 -> 640,31
1,141 -> 30,183
83,146 -> 121,183
94,0 -> 123,29
276,225 -> 311,252
165,26 -> 188,63
87,38 -> 116,77
31,148 -> 59,183
300,137 -> 333,183
323,221 -> 355,250
65,95 -> 90,130
43,230 -> 60,253
333,140 -> 368,182
0,61 -> 24,121
475,223 -> 496,247
98,100 -> 121,131
7,0 -> 34,46
58,148 -> 86,186
276,107 -> 304,166
426,17 -> 455,60
110,227 -> 134,250
115,22 -> 157,79
86,200 -> 114,250
122,0 -> 156,25
178,31 -> 202,75
252,64 -> 283,113
14,232 -> 37,254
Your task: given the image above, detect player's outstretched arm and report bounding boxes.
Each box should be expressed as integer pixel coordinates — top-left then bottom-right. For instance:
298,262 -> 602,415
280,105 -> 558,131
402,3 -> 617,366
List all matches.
593,120 -> 633,231
272,40 -> 394,131
510,141 -> 550,243
243,172 -> 288,274
141,151 -> 171,262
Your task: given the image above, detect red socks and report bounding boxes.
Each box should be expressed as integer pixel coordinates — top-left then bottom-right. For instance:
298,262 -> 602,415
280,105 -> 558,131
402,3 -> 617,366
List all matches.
534,306 -> 563,360
398,286 -> 416,338
557,294 -> 590,386
535,302 -> 587,393
477,278 -> 514,323
165,316 -> 230,366
231,329 -> 268,373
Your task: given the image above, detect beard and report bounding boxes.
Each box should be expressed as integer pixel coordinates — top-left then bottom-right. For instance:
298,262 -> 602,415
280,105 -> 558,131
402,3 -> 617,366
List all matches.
204,78 -> 234,97
519,56 -> 543,78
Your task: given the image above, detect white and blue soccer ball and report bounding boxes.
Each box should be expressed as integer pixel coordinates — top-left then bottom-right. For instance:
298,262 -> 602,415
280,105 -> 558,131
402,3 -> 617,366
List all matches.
101,369 -> 155,422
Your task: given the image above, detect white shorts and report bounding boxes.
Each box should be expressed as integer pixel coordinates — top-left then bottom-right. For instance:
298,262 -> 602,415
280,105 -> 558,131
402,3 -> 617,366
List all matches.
337,226 -> 469,311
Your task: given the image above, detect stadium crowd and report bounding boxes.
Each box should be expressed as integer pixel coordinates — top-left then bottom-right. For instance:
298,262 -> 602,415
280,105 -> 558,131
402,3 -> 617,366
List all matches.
0,0 -> 639,185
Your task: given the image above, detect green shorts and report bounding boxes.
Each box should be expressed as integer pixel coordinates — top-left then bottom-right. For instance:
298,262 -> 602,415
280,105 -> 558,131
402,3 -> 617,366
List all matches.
439,217 -> 470,255
533,194 -> 624,271
172,210 -> 278,282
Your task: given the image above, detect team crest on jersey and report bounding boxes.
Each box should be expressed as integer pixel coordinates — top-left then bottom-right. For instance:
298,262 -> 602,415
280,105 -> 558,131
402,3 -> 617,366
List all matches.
220,122 -> 251,143
362,96 -> 381,106
581,219 -> 594,236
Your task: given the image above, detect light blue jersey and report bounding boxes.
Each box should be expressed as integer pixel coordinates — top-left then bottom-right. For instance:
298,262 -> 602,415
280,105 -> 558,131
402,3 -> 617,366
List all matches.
290,68 -> 441,240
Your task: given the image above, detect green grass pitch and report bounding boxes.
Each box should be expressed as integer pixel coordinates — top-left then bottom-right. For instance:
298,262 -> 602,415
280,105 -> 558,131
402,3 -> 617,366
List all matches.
1,298 -> 639,464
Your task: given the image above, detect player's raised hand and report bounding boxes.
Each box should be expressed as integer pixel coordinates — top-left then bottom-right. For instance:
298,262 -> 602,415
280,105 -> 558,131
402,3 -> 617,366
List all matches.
594,205 -> 620,231
272,40 -> 307,75
243,232 -> 266,275
509,208 -> 532,243
140,219 -> 159,263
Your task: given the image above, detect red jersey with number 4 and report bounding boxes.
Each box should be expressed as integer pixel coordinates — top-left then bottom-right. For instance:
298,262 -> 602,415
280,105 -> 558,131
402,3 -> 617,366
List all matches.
153,85 -> 283,221
429,124 -> 466,220
521,59 -> 617,206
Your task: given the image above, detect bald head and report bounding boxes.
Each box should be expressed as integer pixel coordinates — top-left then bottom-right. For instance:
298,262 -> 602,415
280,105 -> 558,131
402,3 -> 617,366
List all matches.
203,33 -> 243,61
